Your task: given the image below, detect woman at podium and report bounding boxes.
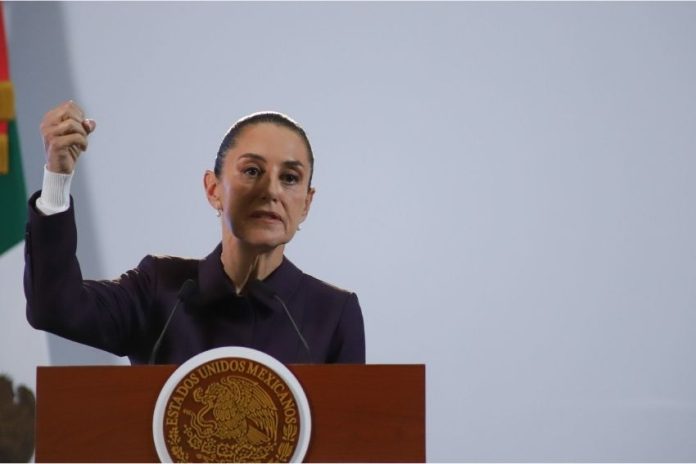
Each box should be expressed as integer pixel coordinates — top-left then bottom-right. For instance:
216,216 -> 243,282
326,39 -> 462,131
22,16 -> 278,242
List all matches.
24,101 -> 365,365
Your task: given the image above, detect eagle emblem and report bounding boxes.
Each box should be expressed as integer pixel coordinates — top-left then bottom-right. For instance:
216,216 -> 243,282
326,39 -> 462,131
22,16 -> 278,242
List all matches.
159,353 -> 306,463
189,375 -> 277,446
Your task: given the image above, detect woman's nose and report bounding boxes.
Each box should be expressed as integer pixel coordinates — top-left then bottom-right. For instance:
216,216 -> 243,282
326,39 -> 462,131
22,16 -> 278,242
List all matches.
259,172 -> 281,200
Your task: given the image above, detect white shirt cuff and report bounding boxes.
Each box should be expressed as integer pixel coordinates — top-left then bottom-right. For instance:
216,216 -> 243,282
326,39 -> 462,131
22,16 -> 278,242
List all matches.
36,166 -> 73,215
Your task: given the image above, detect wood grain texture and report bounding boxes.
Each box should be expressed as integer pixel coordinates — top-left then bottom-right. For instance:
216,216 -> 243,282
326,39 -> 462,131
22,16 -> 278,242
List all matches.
36,364 -> 425,462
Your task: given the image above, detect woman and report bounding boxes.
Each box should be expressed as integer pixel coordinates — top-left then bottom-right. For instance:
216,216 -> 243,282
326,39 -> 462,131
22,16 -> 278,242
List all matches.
25,101 -> 365,364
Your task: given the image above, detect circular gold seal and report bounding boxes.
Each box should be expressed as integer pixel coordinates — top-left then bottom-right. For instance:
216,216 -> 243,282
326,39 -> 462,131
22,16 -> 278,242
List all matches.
153,347 -> 311,463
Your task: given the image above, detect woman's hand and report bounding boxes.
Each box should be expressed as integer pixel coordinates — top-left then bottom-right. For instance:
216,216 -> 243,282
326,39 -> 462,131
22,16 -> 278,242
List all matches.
40,100 -> 96,174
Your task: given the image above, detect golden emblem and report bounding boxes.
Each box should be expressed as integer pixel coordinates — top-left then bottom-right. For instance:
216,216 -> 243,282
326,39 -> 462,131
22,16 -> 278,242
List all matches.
162,357 -> 301,463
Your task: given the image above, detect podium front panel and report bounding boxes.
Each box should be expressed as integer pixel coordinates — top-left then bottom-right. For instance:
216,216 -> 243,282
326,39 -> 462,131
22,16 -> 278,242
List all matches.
36,364 -> 425,462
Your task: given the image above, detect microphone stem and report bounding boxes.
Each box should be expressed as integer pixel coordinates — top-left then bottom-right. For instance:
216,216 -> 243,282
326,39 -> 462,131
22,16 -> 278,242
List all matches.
273,294 -> 311,360
148,299 -> 183,364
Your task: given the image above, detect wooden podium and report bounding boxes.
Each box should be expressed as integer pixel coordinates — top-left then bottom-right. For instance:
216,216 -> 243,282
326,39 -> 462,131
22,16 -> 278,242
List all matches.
35,364 -> 425,462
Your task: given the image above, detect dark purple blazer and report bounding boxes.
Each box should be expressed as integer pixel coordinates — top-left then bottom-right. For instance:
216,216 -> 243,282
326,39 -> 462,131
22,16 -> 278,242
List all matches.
24,192 -> 365,365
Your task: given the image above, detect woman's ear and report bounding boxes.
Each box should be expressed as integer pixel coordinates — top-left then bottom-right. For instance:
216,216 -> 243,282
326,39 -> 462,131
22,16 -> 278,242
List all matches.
203,170 -> 221,210
300,187 -> 316,223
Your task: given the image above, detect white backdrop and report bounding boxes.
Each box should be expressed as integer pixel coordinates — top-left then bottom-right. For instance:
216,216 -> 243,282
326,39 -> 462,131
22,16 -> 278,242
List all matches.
6,2 -> 696,461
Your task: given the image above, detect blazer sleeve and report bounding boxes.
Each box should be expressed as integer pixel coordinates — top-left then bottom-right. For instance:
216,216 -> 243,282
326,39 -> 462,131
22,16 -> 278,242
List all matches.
327,292 -> 366,363
24,192 -> 155,356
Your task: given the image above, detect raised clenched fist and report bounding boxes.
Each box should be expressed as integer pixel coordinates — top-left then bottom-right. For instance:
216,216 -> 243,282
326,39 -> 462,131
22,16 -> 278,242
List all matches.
40,100 -> 96,174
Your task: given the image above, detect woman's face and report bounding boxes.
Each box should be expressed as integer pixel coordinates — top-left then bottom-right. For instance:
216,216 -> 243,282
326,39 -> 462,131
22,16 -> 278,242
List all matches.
205,122 -> 315,251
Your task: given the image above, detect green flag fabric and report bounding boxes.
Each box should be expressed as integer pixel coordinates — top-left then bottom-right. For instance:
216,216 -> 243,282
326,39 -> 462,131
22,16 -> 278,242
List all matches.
0,119 -> 26,255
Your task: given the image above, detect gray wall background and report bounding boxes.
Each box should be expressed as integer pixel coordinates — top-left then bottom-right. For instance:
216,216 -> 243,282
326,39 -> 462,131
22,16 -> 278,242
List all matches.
6,2 -> 696,461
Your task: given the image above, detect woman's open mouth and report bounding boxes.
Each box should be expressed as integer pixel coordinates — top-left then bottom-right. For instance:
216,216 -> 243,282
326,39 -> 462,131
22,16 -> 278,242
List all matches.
250,210 -> 283,222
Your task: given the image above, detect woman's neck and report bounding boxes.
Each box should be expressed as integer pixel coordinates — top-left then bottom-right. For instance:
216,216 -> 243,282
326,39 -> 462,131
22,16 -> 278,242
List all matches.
220,236 -> 285,295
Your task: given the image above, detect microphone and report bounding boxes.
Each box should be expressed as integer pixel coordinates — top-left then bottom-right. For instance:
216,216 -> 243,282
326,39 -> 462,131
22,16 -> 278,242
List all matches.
148,279 -> 197,365
246,279 -> 312,362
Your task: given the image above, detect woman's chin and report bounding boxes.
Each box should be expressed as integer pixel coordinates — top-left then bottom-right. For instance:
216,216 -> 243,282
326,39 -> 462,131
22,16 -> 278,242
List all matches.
238,232 -> 289,252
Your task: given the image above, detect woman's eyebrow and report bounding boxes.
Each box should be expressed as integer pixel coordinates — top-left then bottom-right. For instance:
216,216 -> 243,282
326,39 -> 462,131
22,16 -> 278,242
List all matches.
239,153 -> 266,162
283,160 -> 305,170
239,154 -> 304,169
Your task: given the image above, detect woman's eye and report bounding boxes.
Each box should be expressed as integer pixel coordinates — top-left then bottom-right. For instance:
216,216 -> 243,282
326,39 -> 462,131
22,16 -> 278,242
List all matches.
243,167 -> 261,177
281,173 -> 299,185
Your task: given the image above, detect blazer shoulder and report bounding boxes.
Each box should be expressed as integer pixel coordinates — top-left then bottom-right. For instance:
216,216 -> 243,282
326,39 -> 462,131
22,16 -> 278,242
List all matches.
135,254 -> 199,288
299,272 -> 356,301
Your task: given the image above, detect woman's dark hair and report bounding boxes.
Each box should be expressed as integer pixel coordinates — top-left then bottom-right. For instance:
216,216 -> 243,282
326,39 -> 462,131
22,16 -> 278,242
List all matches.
214,112 -> 314,187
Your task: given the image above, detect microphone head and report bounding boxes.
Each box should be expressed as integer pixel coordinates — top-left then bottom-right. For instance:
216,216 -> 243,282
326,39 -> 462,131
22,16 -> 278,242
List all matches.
178,279 -> 198,301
